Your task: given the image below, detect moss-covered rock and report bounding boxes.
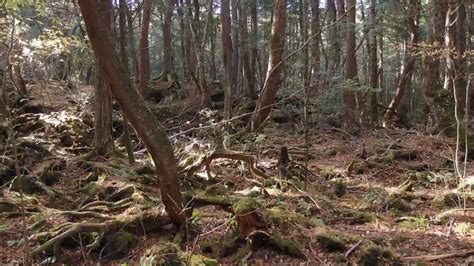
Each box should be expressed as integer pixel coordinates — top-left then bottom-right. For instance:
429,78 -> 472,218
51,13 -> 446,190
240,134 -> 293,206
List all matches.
316,233 -> 346,252
10,175 -> 37,194
101,231 -> 137,259
359,245 -> 394,266
205,184 -> 228,196
270,233 -> 305,258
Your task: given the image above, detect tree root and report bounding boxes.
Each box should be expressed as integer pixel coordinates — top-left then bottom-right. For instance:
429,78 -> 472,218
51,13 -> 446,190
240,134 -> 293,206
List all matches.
184,148 -> 270,180
30,208 -> 171,259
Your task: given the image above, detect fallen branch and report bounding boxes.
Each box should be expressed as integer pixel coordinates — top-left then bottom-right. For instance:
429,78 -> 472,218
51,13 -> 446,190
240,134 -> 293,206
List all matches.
402,249 -> 474,261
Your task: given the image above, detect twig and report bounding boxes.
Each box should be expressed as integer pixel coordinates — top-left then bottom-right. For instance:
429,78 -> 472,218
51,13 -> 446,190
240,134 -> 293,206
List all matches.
345,239 -> 363,257
402,249 -> 474,261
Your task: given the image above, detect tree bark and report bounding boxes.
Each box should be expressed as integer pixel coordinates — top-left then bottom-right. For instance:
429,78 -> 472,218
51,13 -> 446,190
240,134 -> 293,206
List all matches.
93,0 -> 113,156
383,0 -> 419,127
126,0 -> 138,82
343,0 -> 358,126
162,0 -> 175,79
231,0 -> 239,93
249,0 -> 287,131
310,0 -> 320,92
239,0 -> 257,99
119,0 -> 136,164
221,0 -> 234,120
78,0 -> 187,225
138,0 -> 152,96
335,0 -> 345,69
422,0 -> 447,132
368,0 -> 378,124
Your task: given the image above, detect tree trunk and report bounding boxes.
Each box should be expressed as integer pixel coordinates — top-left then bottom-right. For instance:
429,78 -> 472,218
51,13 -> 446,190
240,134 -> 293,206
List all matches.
162,0 -> 175,79
368,0 -> 378,124
300,0 -> 310,90
422,0 -> 447,132
93,0 -> 113,156
231,0 -> 239,93
221,0 -> 234,120
250,0 -> 262,88
326,0 -> 336,73
78,0 -> 187,225
383,0 -> 419,127
239,0 -> 257,99
335,0 -> 345,70
138,0 -> 152,96
310,0 -> 320,93
126,0 -> 138,82
343,0 -> 358,127
119,0 -> 136,164
249,0 -> 287,131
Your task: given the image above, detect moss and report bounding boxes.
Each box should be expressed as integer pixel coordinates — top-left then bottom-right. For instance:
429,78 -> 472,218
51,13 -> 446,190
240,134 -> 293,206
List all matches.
141,242 -> 183,265
348,211 -> 377,225
200,241 -> 214,253
318,166 -> 339,180
359,245 -> 394,266
316,233 -> 346,252
205,184 -> 228,196
101,231 -> 137,259
325,148 -> 338,157
266,205 -> 312,228
233,198 -> 262,215
397,217 -> 429,230
218,230 -> 242,257
187,254 -> 218,266
310,218 -> 326,227
271,233 -> 304,258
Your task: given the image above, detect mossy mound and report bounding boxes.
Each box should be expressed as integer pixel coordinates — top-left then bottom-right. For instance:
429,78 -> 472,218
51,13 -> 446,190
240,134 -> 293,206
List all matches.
141,242 -> 217,266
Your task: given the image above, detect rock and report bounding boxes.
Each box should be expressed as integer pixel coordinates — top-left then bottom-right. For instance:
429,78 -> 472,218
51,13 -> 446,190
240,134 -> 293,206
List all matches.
60,132 -> 73,147
359,245 -> 394,266
331,180 -> 346,197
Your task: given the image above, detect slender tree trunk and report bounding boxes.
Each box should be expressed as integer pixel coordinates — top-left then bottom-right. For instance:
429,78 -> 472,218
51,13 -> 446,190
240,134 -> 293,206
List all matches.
221,0 -> 234,120
78,0 -> 187,225
119,0 -> 136,164
239,0 -> 257,99
344,0 -> 358,126
162,0 -> 175,79
126,1 -> 138,82
231,0 -> 239,93
250,0 -> 262,88
138,0 -> 152,96
249,0 -> 287,131
335,0 -> 345,70
444,1 -> 457,93
326,0 -> 337,73
300,0 -> 310,90
455,0 -> 467,113
383,0 -> 419,127
210,18 -> 217,80
310,0 -> 320,93
94,0 -> 113,156
368,0 -> 378,124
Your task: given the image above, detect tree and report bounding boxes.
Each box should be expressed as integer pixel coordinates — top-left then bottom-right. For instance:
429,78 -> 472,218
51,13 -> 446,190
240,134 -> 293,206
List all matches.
343,0 -> 358,126
368,0 -> 378,123
93,0 -> 113,156
422,0 -> 447,132
162,0 -> 175,79
78,0 -> 187,225
383,0 -> 420,127
249,0 -> 287,131
239,0 -> 257,99
326,0 -> 337,72
310,0 -> 320,90
221,0 -> 233,120
138,0 -> 152,96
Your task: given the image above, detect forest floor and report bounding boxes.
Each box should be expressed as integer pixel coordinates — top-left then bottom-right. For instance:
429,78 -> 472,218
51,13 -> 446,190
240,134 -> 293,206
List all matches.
0,83 -> 473,265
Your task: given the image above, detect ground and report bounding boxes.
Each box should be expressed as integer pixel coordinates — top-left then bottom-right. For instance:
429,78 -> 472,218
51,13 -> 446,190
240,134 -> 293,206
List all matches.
0,82 -> 473,265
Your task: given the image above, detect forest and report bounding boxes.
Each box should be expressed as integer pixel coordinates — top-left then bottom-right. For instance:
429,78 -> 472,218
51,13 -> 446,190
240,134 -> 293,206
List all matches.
0,0 -> 473,264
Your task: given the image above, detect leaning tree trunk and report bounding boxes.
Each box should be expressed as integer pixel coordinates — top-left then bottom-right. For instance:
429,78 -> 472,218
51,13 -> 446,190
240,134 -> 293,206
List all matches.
221,0 -> 234,120
138,0 -> 152,96
343,0 -> 358,127
162,0 -> 175,79
78,0 -> 187,225
383,0 -> 419,127
93,0 -> 113,156
249,0 -> 287,131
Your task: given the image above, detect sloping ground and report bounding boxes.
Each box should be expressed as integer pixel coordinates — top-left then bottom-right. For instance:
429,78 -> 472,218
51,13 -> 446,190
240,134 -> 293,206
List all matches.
0,83 -> 473,265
